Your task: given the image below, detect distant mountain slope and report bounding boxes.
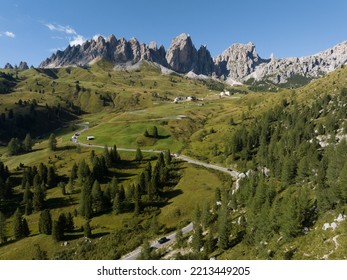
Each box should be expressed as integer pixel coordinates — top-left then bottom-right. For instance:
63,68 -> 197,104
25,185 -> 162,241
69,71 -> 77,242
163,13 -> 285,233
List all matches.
40,34 -> 347,86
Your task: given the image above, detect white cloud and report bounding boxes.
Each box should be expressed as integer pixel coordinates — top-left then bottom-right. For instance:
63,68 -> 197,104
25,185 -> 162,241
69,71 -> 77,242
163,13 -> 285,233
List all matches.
45,23 -> 86,47
45,23 -> 76,35
92,34 -> 102,41
69,35 -> 86,46
1,31 -> 15,38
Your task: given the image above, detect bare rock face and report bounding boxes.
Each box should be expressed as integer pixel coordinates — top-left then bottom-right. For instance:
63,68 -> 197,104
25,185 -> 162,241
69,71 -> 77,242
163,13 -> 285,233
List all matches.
4,63 -> 14,69
214,42 -> 268,80
38,33 -> 347,86
165,33 -> 198,73
18,61 -> 29,70
246,41 -> 347,83
39,35 -> 167,68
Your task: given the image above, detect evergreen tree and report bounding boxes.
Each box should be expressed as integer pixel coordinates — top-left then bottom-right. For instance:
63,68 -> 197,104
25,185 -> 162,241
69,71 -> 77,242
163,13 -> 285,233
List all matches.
192,223 -> 203,253
22,218 -> 30,237
91,180 -> 104,214
175,227 -> 184,248
32,244 -> 48,260
0,211 -> 7,244
139,239 -> 152,260
103,146 -> 112,168
217,204 -> 230,250
48,133 -> 57,151
70,162 -> 78,182
52,220 -> 63,242
13,208 -> 25,240
149,215 -> 161,235
165,149 -> 172,165
135,147 -> 143,162
39,209 -> 52,235
77,159 -> 91,184
33,179 -> 45,212
65,212 -> 74,232
134,185 -> 141,216
47,166 -> 56,188
204,231 -> 214,255
339,158 -> 347,203
80,177 -> 92,219
83,219 -> 92,238
113,193 -> 122,215
23,133 -> 33,152
7,138 -> 20,156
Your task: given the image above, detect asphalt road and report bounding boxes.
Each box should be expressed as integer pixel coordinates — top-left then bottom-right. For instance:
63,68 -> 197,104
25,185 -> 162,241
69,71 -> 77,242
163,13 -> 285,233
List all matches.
121,223 -> 194,260
72,122 -> 239,259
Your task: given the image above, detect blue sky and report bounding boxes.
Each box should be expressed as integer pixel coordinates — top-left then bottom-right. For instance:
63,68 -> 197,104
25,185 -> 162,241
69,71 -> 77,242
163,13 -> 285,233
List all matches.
1,0 -> 347,67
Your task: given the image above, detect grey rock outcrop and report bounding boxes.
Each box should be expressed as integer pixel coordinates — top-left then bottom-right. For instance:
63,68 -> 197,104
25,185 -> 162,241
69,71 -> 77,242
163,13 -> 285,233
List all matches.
18,61 -> 29,70
39,33 -> 347,85
4,62 -> 29,70
245,41 -> 347,83
165,33 -> 214,75
214,42 -> 269,80
39,35 -> 167,68
4,63 -> 14,69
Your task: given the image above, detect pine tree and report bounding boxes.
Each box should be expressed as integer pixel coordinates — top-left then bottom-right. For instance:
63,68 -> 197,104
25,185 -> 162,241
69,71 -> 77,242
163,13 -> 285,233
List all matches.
48,133 -> 57,151
32,244 -> 48,260
13,208 -> 25,240
113,193 -> 122,215
39,209 -> 52,235
52,220 -> 63,242
23,133 -> 33,152
217,204 -> 230,250
83,219 -> 92,238
47,166 -> 56,188
134,185 -> 141,216
0,211 -> 7,244
7,138 -> 20,156
164,149 -> 172,165
139,239 -> 151,260
80,177 -> 92,219
22,218 -> 30,237
175,227 -> 184,248
91,180 -> 104,214
65,212 -> 74,232
103,146 -> 112,168
339,158 -> 347,203
33,179 -> 45,212
135,147 -> 143,162
204,231 -> 214,255
192,223 -> 203,253
70,163 -> 78,182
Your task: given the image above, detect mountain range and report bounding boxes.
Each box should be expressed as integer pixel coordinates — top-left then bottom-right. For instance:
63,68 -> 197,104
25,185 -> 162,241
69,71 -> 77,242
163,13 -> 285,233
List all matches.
38,33 -> 347,85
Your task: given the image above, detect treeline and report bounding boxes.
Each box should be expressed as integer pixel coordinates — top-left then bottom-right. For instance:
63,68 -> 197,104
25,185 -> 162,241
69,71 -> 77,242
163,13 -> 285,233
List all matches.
214,88 -> 347,258
0,101 -> 77,144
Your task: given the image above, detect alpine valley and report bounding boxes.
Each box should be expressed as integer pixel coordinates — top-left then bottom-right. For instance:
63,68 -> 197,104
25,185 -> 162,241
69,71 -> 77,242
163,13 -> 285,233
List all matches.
1,33 -> 347,260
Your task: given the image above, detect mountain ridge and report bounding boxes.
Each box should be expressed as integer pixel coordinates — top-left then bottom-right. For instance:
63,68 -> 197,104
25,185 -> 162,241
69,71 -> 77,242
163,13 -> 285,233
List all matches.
38,33 -> 347,85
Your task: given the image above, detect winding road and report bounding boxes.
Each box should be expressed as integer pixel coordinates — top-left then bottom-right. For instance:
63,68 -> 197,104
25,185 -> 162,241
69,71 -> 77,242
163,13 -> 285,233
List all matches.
72,122 -> 239,259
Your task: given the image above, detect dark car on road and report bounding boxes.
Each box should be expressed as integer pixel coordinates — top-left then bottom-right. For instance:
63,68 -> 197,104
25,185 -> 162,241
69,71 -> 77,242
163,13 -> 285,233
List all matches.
158,237 -> 169,244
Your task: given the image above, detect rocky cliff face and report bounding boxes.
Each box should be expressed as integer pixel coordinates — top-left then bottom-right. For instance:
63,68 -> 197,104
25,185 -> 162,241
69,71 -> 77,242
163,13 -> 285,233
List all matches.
214,42 -> 269,80
3,61 -> 29,70
245,41 -> 347,83
39,35 -> 168,68
39,33 -> 347,85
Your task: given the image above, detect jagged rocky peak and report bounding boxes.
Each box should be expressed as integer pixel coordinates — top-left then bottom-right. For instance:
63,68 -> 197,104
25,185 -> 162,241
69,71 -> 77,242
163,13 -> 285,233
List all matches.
18,61 -> 29,70
4,61 -> 29,70
4,63 -> 14,69
214,42 -> 267,80
166,33 -> 198,73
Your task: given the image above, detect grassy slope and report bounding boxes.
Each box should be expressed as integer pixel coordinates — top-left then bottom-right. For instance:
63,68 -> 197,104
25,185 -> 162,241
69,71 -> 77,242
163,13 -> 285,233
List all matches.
1,64 -> 347,259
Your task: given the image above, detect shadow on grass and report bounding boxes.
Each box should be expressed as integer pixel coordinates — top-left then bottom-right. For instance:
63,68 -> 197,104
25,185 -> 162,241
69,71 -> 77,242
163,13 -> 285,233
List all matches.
46,197 -> 78,210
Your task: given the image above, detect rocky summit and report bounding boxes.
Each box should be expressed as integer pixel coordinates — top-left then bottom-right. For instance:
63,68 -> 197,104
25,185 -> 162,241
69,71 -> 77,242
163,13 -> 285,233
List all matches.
39,33 -> 347,85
